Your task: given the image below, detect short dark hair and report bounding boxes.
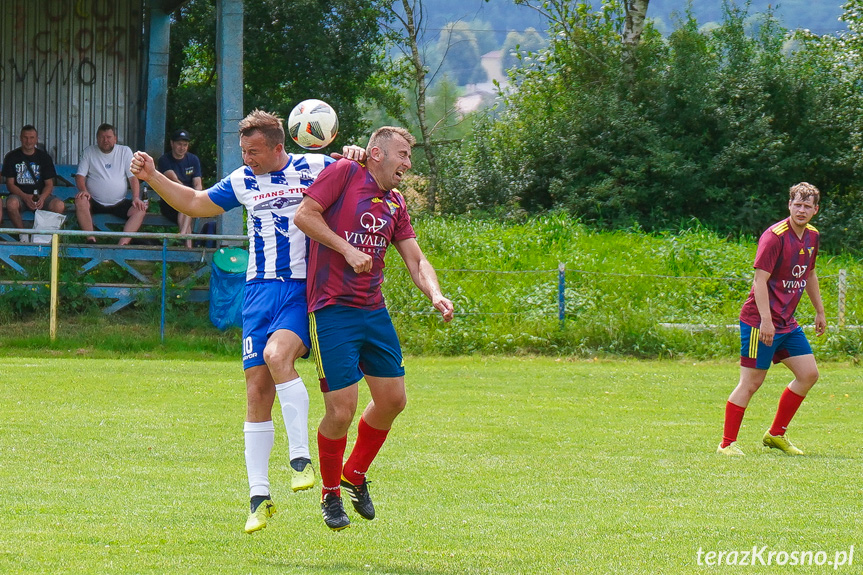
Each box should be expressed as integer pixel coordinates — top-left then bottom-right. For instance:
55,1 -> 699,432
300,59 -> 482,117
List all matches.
96,123 -> 116,136
367,126 -> 416,151
20,124 -> 37,135
238,109 -> 285,148
789,182 -> 820,206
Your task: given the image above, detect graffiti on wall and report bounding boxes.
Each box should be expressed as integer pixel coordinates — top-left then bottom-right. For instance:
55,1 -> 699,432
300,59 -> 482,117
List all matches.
0,0 -> 138,86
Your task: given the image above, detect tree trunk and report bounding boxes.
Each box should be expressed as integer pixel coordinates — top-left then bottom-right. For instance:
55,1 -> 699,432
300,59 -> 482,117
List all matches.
400,0 -> 438,212
622,0 -> 649,76
623,0 -> 649,47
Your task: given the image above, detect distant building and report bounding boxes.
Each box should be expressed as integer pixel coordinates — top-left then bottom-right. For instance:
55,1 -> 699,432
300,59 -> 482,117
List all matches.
457,51 -> 509,114
481,50 -> 507,85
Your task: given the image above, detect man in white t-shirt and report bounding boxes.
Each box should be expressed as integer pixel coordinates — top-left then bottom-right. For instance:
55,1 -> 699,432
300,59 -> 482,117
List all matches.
75,123 -> 145,244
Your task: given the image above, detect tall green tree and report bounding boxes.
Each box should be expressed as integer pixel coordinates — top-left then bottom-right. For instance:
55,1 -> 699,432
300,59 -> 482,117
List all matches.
382,0 -> 440,210
501,27 -> 546,72
166,0 -> 394,181
449,0 -> 863,252
382,0 -> 489,212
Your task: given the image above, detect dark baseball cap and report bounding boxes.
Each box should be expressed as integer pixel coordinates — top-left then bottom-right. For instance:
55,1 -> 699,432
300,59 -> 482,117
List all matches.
171,129 -> 191,141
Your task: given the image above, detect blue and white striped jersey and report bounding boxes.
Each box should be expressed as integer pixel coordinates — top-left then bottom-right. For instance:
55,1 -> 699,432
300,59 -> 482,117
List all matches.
208,154 -> 335,281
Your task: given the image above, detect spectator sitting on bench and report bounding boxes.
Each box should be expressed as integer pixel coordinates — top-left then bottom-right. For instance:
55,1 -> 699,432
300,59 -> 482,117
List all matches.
75,123 -> 145,245
1,125 -> 65,242
157,129 -> 202,248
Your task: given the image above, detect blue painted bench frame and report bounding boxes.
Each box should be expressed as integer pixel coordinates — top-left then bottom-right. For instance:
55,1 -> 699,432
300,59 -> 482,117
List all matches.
0,241 -> 217,313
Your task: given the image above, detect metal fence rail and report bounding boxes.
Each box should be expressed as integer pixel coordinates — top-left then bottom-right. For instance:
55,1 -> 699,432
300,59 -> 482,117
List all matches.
382,264 -> 861,330
2,229 -> 859,344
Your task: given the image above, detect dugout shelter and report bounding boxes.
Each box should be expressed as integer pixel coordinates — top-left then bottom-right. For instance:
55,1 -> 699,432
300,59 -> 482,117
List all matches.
0,0 -> 244,235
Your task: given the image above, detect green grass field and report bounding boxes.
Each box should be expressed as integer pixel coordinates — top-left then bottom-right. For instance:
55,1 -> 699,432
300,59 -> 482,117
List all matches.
2,356 -> 861,574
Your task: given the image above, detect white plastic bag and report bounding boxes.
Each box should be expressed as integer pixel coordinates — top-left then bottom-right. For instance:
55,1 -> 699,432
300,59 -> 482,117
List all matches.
32,209 -> 67,244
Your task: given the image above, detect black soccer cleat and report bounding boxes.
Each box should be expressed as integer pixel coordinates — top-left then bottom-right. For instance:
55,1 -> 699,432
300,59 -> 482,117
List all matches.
340,478 -> 375,520
321,493 -> 351,531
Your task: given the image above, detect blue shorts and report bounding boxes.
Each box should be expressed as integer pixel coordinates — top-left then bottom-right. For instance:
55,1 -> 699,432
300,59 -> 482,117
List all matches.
309,305 -> 405,393
739,322 -> 813,370
241,280 -> 310,370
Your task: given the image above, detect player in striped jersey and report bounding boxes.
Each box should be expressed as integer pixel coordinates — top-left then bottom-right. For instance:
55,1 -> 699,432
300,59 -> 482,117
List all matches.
130,110 -> 364,533
718,182 -> 826,457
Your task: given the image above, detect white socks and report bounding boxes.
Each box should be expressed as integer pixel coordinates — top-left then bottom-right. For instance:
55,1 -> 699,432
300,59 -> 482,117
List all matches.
275,377 -> 310,461
244,420 -> 274,498
244,378 -> 310,498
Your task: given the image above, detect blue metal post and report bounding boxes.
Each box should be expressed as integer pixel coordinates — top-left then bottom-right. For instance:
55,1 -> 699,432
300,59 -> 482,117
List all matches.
161,238 -> 168,342
216,0 -> 245,238
558,263 -> 565,328
144,8 -> 171,157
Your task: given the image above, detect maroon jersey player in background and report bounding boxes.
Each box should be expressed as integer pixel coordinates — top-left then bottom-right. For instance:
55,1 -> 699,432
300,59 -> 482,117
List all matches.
718,182 -> 827,457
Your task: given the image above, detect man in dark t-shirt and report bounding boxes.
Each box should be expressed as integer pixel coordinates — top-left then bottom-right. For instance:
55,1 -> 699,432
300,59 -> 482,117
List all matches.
1,125 -> 65,240
718,182 -> 826,457
157,129 -> 202,247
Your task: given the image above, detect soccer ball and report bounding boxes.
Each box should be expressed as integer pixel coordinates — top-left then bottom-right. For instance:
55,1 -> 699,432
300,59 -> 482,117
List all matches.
287,99 -> 339,150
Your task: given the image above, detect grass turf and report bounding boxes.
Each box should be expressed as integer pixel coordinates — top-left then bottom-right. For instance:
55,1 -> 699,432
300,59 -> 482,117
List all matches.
1,356 -> 860,574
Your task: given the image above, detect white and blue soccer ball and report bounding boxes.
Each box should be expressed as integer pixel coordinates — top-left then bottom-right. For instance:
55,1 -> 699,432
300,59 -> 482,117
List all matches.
288,99 -> 339,150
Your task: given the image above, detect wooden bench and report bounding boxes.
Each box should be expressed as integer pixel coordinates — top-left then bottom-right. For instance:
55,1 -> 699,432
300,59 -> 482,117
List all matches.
1,163 -> 235,315
1,164 -> 192,240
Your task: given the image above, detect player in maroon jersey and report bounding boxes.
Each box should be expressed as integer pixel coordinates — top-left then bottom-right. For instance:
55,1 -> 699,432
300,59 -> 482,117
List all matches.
718,182 -> 827,456
294,126 -> 454,530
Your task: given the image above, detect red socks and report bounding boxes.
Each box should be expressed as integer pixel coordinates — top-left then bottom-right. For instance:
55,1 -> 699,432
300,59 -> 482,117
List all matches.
721,401 -> 746,448
318,417 -> 391,498
769,387 -> 806,436
343,417 -> 389,486
317,431 -> 347,498
722,388 -> 806,448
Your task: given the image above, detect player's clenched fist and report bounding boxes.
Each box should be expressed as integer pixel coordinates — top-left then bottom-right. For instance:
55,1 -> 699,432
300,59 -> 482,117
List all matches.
130,151 -> 156,180
345,249 -> 373,274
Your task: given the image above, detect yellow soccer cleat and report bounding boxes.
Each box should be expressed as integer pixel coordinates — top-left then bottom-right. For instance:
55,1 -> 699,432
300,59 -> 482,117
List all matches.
244,498 -> 276,534
716,442 -> 745,456
763,431 -> 804,455
290,459 -> 315,492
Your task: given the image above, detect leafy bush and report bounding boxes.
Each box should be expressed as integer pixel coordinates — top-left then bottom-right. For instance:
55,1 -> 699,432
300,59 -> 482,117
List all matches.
449,1 -> 863,253
3,284 -> 50,317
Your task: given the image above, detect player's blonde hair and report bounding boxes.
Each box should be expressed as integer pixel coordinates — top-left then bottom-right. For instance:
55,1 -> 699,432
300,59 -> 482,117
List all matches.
238,109 -> 285,148
367,126 -> 416,152
789,182 -> 820,206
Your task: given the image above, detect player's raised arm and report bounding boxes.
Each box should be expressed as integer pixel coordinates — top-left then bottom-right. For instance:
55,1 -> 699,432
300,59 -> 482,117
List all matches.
130,151 -> 223,218
330,145 -> 366,162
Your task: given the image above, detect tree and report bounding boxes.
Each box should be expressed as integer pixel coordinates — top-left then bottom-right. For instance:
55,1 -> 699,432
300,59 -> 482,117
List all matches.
452,0 -> 863,252
436,21 -> 486,85
466,18 -> 498,55
383,0 -> 440,211
501,27 -> 546,72
165,1 -> 218,179
166,0 -> 394,180
622,0 -> 650,75
382,0 -> 488,212
623,0 -> 650,47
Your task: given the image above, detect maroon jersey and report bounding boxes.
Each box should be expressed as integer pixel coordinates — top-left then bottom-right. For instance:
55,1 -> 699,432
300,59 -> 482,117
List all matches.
739,218 -> 819,332
303,159 -> 416,312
